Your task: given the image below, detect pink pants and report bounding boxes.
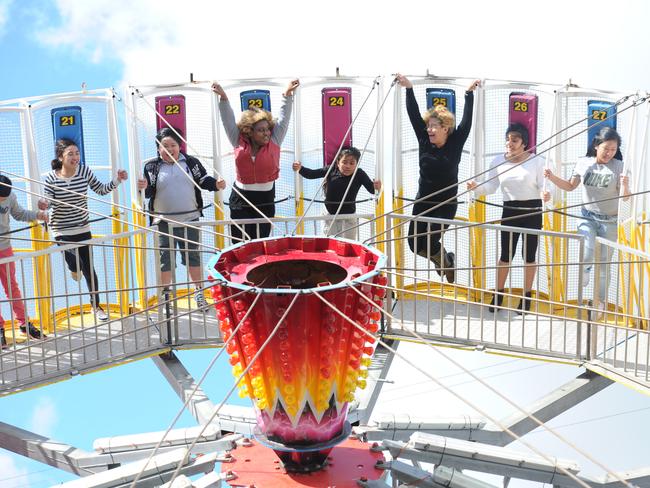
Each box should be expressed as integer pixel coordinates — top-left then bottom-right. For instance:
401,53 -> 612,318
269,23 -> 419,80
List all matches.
0,247 -> 27,328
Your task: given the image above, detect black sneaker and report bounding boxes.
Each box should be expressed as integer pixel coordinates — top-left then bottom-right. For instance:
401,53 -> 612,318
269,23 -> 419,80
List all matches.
442,252 -> 456,284
417,249 -> 443,277
20,323 -> 46,339
1,328 -> 7,349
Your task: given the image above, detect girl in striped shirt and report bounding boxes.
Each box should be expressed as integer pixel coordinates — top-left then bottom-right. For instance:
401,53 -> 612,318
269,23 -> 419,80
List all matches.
41,138 -> 127,322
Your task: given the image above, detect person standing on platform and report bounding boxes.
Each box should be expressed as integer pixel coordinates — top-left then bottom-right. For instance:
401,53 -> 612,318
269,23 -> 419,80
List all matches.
42,138 -> 127,322
467,123 -> 550,314
292,146 -> 381,240
0,175 -> 49,347
138,127 -> 225,310
544,127 -> 630,314
211,79 -> 299,241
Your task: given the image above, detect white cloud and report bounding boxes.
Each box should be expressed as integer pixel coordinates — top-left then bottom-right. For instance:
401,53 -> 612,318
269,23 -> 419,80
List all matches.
0,453 -> 31,488
35,0 -> 650,92
30,396 -> 58,438
0,0 -> 13,35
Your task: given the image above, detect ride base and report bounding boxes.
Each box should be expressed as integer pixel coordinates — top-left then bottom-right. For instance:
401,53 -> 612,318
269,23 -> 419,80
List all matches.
222,437 -> 385,487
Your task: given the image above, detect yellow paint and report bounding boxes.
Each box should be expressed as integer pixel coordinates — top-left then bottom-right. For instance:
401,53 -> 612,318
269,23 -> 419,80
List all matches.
468,198 -> 486,301
112,207 -> 130,315
132,202 -> 149,309
295,189 -> 304,235
375,192 -> 386,254
30,222 -> 53,332
393,192 -> 404,292
213,194 -> 225,250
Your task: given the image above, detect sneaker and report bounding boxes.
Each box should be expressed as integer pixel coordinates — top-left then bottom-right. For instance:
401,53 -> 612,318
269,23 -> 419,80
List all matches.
418,250 -> 442,278
581,268 -> 590,287
93,306 -> 109,322
70,270 -> 82,282
1,328 -> 7,349
19,322 -> 46,339
194,291 -> 209,311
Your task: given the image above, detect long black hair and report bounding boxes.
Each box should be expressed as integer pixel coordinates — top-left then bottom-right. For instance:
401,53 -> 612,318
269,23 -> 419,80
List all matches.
586,127 -> 623,161
51,138 -> 78,170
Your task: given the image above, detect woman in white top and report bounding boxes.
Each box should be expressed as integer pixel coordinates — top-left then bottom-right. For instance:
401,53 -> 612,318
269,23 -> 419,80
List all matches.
468,123 -> 550,313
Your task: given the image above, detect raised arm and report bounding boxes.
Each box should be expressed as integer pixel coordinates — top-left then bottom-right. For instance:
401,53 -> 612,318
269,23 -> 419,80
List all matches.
395,74 -> 428,141
212,82 -> 241,147
217,98 -> 240,147
271,79 -> 299,146
454,80 -> 480,142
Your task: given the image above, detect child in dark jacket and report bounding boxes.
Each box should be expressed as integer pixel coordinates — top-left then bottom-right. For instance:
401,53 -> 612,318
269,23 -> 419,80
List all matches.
293,146 -> 381,240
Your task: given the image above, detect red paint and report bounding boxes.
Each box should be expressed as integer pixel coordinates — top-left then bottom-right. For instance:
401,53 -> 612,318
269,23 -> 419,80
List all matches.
224,438 -> 385,487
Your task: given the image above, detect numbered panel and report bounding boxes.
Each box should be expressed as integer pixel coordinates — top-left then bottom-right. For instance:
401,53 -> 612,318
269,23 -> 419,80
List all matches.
426,88 -> 456,115
587,100 -> 616,149
51,106 -> 86,163
322,87 -> 352,166
155,95 -> 187,153
508,92 -> 538,153
240,89 -> 272,112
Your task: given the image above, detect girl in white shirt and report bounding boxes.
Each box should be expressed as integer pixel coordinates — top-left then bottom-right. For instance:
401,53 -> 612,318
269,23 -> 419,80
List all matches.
468,123 -> 550,313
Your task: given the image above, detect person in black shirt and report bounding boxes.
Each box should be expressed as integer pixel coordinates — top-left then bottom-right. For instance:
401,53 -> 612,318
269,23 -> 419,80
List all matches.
293,146 -> 381,240
396,74 -> 480,283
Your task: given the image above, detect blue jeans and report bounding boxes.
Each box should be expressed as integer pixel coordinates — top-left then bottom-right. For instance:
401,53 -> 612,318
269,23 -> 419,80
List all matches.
578,208 -> 617,301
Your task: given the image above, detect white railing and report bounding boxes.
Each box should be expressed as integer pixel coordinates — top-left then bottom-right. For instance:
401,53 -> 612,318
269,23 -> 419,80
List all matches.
2,212 -> 648,394
0,214 -> 376,393
384,214 -> 650,382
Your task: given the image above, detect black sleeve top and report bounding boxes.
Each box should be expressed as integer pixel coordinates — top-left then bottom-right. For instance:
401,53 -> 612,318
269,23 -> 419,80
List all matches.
299,165 -> 374,214
405,87 -> 474,205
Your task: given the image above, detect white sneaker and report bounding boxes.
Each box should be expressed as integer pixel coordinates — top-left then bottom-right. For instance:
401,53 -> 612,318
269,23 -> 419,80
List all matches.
582,268 -> 591,287
71,271 -> 82,282
93,306 -> 109,321
194,291 -> 208,311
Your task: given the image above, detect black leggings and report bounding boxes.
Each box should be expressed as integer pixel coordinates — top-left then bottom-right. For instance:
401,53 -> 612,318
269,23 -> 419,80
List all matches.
55,231 -> 102,307
229,185 -> 276,241
499,199 -> 543,263
407,201 -> 458,257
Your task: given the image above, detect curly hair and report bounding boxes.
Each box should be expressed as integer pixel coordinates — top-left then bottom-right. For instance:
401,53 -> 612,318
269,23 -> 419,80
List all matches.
422,105 -> 456,134
237,107 -> 276,139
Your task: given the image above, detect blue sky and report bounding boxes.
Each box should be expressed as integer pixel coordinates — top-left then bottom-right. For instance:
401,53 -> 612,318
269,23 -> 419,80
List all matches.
0,1 -> 122,100
0,3 -> 237,486
2,0 -> 650,486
